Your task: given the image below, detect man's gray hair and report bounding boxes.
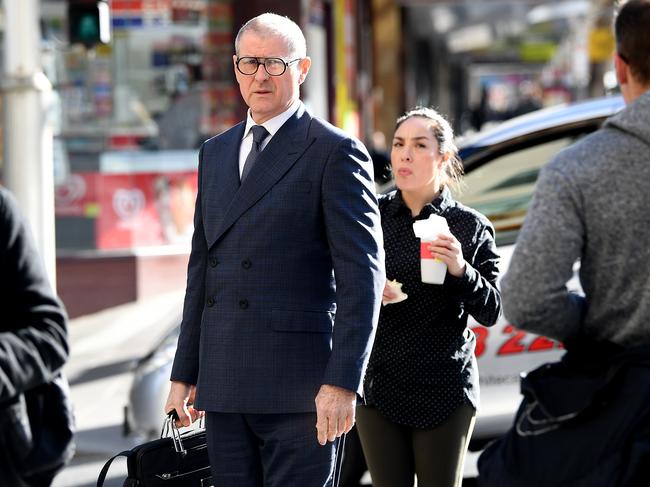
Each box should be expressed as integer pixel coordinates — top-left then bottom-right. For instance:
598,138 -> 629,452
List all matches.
235,13 -> 307,58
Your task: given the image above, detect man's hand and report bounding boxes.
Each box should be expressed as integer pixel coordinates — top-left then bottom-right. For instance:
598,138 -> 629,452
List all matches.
315,384 -> 356,445
164,380 -> 203,427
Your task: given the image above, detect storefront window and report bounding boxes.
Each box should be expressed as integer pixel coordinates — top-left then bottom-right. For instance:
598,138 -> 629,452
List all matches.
42,0 -> 235,252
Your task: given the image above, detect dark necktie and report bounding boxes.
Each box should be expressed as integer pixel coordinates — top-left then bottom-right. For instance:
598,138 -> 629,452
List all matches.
241,125 -> 269,182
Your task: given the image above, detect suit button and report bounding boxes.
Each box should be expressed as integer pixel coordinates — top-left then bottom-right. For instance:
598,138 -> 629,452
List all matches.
209,257 -> 219,268
241,259 -> 252,269
207,298 -> 215,307
239,299 -> 249,309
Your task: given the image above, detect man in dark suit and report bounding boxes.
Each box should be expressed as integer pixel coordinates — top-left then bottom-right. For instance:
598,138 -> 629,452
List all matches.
164,13 -> 385,487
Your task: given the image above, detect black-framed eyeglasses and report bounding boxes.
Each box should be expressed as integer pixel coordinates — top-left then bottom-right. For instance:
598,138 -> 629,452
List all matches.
236,57 -> 302,76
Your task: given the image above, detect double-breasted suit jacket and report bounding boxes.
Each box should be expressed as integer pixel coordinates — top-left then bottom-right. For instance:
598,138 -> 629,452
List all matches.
171,103 -> 385,413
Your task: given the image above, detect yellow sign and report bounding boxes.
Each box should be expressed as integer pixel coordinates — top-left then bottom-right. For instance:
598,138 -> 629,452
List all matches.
519,42 -> 557,62
333,0 -> 359,136
588,27 -> 615,63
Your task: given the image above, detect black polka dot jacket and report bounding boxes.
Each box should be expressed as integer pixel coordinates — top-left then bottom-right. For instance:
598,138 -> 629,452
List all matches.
363,187 -> 502,429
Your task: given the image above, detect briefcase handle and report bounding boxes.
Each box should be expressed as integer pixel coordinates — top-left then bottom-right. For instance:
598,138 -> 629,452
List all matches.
97,412 -> 206,487
163,410 -> 205,454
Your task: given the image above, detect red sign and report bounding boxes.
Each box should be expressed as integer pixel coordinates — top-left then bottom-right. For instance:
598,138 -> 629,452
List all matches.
55,173 -> 99,217
56,171 -> 198,249
97,171 -> 197,249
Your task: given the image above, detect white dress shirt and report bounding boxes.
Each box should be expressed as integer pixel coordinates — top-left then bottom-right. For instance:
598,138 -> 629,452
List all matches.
238,99 -> 301,177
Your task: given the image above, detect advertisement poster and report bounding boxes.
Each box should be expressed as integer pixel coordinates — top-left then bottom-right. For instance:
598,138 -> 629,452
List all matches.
56,170 -> 197,249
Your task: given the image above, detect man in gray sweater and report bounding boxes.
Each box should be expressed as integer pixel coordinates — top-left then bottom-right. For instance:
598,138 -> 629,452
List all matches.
501,0 -> 650,348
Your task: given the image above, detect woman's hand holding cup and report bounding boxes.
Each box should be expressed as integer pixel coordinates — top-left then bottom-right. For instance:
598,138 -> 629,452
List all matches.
427,233 -> 466,278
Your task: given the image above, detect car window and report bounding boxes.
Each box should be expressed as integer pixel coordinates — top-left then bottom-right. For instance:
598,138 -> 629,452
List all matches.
455,134 -> 586,246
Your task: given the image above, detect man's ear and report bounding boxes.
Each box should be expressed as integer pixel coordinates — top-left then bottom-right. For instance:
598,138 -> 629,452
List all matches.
614,52 -> 629,87
298,57 -> 312,85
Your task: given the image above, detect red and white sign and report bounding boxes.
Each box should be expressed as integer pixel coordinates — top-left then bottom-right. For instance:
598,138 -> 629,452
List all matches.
56,170 -> 197,249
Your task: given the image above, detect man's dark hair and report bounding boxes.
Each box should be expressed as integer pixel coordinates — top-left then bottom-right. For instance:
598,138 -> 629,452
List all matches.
615,0 -> 650,84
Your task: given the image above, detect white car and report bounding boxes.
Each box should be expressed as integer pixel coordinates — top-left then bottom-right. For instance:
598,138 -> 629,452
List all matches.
123,95 -> 626,480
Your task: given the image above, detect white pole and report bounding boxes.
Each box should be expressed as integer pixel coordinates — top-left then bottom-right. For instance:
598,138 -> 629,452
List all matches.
2,0 -> 57,289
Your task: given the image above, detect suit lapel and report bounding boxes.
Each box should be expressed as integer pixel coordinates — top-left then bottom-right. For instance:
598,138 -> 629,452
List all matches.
208,104 -> 314,248
203,122 -> 244,248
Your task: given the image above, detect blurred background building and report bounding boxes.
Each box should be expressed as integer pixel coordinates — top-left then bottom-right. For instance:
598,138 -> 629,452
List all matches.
0,0 -> 618,317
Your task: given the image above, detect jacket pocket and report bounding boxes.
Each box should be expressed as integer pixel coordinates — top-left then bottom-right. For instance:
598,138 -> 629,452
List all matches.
270,309 -> 333,333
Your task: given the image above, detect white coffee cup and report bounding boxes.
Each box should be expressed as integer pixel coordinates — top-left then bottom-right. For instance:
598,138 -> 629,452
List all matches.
413,215 -> 449,285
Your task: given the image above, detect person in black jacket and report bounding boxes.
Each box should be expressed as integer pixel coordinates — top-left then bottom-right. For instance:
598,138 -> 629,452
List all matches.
356,107 -> 502,487
0,186 -> 72,487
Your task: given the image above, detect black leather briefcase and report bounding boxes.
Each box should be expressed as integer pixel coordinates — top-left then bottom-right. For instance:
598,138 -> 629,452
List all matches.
97,413 -> 212,487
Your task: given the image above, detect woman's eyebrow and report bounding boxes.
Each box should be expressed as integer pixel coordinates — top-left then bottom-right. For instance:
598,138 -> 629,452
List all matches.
393,136 -> 428,141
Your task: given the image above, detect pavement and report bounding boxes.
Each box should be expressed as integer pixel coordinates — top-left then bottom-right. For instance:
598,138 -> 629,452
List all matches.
52,290 -> 185,487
